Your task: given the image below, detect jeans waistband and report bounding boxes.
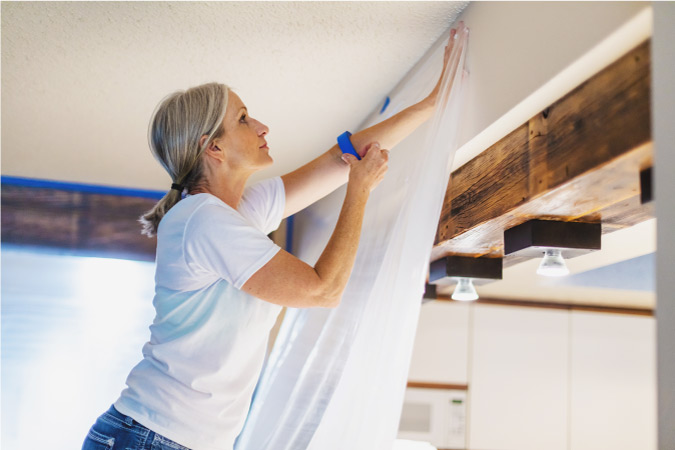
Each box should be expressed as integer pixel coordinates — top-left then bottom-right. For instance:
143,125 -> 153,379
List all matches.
101,404 -> 150,435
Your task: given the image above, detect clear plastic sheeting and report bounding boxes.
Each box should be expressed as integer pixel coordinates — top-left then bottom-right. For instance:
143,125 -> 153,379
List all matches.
236,23 -> 469,450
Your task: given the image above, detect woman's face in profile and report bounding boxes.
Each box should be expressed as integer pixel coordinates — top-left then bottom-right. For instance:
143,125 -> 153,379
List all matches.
213,91 -> 272,172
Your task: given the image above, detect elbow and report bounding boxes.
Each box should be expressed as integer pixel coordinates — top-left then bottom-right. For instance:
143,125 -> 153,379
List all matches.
322,293 -> 342,309
308,270 -> 345,308
311,284 -> 344,308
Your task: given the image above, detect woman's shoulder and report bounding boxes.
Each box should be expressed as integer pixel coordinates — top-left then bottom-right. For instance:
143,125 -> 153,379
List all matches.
158,193 -> 237,235
239,177 -> 285,233
241,177 -> 283,205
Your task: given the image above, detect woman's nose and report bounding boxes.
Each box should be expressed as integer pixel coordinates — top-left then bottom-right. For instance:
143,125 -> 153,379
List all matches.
255,119 -> 269,136
259,122 -> 269,137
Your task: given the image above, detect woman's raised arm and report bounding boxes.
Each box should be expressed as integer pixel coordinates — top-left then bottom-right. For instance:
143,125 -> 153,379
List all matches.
281,29 -> 457,218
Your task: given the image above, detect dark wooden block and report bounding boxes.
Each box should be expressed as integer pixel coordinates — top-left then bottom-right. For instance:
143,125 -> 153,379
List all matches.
503,219 -> 601,259
640,167 -> 653,204
422,283 -> 437,303
429,255 -> 502,286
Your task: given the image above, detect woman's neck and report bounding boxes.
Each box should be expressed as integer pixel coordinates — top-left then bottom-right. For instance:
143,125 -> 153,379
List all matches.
192,169 -> 252,210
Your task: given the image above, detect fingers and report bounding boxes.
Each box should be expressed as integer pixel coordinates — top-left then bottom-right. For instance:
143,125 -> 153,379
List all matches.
448,29 -> 456,47
443,29 -> 456,64
343,142 -> 388,165
361,141 -> 380,158
366,145 -> 389,173
377,148 -> 390,162
341,153 -> 358,165
445,21 -> 465,50
345,141 -> 389,192
363,141 -> 380,158
365,146 -> 389,191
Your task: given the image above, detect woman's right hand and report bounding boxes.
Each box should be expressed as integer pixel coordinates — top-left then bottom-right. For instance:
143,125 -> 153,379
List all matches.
341,141 -> 389,193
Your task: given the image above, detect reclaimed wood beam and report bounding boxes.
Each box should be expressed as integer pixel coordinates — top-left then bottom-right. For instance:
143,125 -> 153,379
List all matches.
1,184 -> 158,261
432,39 -> 652,265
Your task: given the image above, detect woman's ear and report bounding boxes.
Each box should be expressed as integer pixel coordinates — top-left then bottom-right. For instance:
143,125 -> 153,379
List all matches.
201,136 -> 225,162
199,134 -> 213,151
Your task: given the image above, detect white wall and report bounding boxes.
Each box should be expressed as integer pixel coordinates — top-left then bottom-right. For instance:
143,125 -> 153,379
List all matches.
454,1 -> 648,153
653,3 -> 675,450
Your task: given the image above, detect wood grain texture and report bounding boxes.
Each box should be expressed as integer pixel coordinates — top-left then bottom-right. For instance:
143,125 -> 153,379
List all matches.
433,40 -> 652,263
1,185 -> 157,261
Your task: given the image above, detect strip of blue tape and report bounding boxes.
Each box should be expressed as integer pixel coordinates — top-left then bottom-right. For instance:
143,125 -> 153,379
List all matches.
337,131 -> 361,160
286,215 -> 295,254
1,175 -> 166,199
380,96 -> 391,114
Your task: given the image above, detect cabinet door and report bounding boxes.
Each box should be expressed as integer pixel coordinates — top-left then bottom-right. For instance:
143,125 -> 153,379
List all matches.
570,311 -> 657,450
408,301 -> 470,384
469,304 -> 569,450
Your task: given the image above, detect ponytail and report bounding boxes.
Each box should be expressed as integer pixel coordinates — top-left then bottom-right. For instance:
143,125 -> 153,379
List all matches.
139,189 -> 183,237
138,82 -> 229,237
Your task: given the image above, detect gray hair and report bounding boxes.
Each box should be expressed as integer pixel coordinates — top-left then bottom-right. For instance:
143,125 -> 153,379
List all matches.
140,82 -> 230,237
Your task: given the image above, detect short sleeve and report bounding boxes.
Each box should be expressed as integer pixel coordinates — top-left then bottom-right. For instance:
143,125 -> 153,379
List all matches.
238,177 -> 285,234
183,202 -> 281,289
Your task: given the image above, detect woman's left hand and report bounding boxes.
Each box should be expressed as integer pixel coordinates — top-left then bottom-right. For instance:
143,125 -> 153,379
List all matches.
425,23 -> 461,107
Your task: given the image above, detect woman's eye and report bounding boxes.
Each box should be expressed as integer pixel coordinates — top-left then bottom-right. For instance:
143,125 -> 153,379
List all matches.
240,114 -> 247,123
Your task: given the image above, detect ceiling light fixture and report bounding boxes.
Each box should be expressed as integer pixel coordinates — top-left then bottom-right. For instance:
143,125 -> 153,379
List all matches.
451,278 -> 479,301
536,248 -> 570,277
504,220 -> 600,277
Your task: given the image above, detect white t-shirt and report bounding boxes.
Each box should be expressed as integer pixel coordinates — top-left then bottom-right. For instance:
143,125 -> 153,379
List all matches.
115,177 -> 285,450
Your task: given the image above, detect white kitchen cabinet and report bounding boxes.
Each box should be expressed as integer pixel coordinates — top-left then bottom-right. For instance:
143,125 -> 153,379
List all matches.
408,301 -> 471,384
569,311 -> 657,450
468,304 -> 569,450
406,303 -> 657,450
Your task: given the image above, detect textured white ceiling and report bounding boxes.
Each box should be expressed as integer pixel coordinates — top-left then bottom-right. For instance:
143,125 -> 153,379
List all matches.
1,1 -> 467,190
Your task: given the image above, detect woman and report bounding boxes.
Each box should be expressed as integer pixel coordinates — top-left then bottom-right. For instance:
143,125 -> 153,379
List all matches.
82,30 -> 456,450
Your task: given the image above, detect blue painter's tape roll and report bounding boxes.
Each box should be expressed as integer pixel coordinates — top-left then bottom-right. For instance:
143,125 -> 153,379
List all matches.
337,131 -> 361,160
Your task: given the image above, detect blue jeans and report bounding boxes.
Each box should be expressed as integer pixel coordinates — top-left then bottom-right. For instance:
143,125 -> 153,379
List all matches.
82,405 -> 191,450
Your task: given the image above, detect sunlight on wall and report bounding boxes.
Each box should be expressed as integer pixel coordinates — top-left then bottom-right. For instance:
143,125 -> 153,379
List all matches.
1,247 -> 156,450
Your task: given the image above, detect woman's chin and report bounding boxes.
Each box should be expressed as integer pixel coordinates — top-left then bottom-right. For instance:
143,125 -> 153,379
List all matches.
255,155 -> 274,170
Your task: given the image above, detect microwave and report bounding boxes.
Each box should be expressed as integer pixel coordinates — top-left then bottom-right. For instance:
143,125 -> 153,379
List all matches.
397,387 -> 467,449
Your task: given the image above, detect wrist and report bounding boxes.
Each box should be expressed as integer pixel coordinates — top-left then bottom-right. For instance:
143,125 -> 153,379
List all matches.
345,182 -> 370,203
330,144 -> 347,165
416,96 -> 437,122
420,94 -> 437,110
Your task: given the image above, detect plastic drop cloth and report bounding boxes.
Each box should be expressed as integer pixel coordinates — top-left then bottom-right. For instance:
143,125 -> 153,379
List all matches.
236,23 -> 469,450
